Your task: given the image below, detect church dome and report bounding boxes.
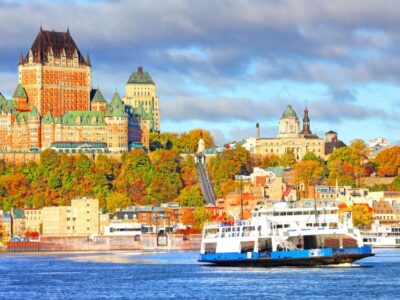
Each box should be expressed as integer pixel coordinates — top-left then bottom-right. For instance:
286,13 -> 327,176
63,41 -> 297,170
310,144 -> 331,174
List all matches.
281,105 -> 298,119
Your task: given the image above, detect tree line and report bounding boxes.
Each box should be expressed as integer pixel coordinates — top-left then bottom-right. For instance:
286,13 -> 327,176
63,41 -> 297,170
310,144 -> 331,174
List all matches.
1,132 -> 400,213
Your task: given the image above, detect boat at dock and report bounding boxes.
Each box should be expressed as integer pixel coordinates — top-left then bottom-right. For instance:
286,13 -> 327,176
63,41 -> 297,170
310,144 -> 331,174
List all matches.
199,203 -> 374,267
361,221 -> 400,248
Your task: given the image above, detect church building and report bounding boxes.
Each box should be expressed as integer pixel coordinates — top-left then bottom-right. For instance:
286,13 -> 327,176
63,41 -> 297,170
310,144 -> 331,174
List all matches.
255,105 -> 345,160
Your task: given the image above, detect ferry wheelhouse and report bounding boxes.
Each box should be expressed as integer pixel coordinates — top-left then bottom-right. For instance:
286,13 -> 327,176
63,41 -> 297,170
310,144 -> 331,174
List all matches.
199,203 -> 374,266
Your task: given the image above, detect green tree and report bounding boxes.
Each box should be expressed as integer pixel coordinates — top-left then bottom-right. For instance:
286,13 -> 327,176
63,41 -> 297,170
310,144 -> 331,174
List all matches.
390,177 -> 400,191
147,150 -> 182,204
279,151 -> 296,168
208,146 -> 251,197
193,207 -> 211,230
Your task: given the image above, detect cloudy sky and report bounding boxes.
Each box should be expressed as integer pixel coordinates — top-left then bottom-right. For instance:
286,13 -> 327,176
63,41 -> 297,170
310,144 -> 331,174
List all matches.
0,0 -> 399,145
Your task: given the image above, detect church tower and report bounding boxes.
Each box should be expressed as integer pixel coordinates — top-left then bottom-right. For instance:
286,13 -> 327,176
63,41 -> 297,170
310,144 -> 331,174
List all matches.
300,106 -> 312,136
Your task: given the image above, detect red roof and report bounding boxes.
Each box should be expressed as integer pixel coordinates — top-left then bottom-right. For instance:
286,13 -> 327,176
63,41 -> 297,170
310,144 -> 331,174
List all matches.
283,186 -> 292,197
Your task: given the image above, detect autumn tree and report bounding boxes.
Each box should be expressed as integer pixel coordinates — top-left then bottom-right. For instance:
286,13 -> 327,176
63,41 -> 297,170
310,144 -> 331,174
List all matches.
180,129 -> 215,153
176,186 -> 203,207
115,149 -> 153,205
193,207 -> 212,230
208,146 -> 251,197
375,146 -> 400,177
106,192 -> 130,213
294,160 -> 324,197
90,155 -> 121,208
147,149 -> 182,204
252,154 -> 279,169
279,151 -> 297,168
180,155 -> 198,187
350,205 -> 373,228
302,152 -> 327,177
327,140 -> 368,186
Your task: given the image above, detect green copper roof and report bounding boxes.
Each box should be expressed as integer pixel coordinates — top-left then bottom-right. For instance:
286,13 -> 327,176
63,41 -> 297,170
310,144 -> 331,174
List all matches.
281,105 -> 298,119
16,112 -> 30,125
266,167 -> 284,177
12,208 -> 24,219
0,100 -> 18,114
30,106 -> 39,117
13,83 -> 27,99
91,88 -> 107,103
127,67 -> 154,84
136,102 -> 147,118
62,111 -> 106,126
106,92 -> 127,117
148,107 -> 154,131
42,111 -> 54,124
55,117 -> 62,124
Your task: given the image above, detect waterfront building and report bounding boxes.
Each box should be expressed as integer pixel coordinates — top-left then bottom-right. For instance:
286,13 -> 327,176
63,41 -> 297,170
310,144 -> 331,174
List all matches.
255,105 -> 345,160
42,197 -> 99,236
0,211 -> 12,238
373,200 -> 397,224
123,66 -> 161,132
0,28 -> 151,154
24,208 -> 42,233
11,209 -> 25,237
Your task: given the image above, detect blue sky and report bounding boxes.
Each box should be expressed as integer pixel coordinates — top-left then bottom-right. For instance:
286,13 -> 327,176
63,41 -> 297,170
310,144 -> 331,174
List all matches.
0,0 -> 399,145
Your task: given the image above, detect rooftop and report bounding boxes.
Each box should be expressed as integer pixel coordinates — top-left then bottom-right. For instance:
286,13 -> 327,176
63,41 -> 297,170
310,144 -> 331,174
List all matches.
127,66 -> 154,84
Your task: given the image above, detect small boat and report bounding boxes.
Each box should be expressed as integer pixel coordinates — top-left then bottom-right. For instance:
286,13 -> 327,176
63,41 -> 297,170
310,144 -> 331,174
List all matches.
361,221 -> 400,248
199,202 -> 374,267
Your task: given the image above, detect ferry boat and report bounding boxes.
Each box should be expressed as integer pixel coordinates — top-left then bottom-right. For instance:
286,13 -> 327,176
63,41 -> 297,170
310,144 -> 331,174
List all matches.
199,203 -> 374,266
361,221 -> 400,248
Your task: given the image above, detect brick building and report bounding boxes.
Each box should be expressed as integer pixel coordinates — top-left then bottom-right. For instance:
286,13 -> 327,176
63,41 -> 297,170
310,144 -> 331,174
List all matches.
0,28 -> 151,153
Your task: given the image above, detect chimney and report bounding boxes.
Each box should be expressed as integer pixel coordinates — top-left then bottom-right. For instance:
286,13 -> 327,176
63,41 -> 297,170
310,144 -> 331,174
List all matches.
138,66 -> 143,76
256,123 -> 260,139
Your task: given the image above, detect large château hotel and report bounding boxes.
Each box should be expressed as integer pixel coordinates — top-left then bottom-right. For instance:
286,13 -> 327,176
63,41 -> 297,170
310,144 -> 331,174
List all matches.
0,28 -> 161,154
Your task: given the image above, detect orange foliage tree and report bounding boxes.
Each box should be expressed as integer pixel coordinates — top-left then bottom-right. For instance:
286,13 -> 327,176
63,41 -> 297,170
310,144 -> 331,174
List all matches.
375,146 -> 400,177
294,160 -> 324,197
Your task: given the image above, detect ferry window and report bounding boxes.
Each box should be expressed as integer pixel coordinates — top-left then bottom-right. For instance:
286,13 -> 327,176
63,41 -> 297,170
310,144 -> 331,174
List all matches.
295,211 -> 302,215
287,212 -> 293,216
279,212 -> 286,216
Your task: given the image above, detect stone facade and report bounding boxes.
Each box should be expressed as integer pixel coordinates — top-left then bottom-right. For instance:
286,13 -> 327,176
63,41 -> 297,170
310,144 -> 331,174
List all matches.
123,66 -> 161,132
255,105 -> 345,160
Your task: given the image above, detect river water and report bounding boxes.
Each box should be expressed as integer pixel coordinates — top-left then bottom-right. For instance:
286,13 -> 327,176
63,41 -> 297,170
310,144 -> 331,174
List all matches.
0,249 -> 399,299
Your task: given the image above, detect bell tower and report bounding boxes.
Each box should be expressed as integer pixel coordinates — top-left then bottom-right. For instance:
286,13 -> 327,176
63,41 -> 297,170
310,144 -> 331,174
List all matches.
301,106 -> 311,135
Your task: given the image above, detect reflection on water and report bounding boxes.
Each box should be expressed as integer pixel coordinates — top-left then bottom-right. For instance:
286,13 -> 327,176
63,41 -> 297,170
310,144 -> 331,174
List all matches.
64,251 -> 169,264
